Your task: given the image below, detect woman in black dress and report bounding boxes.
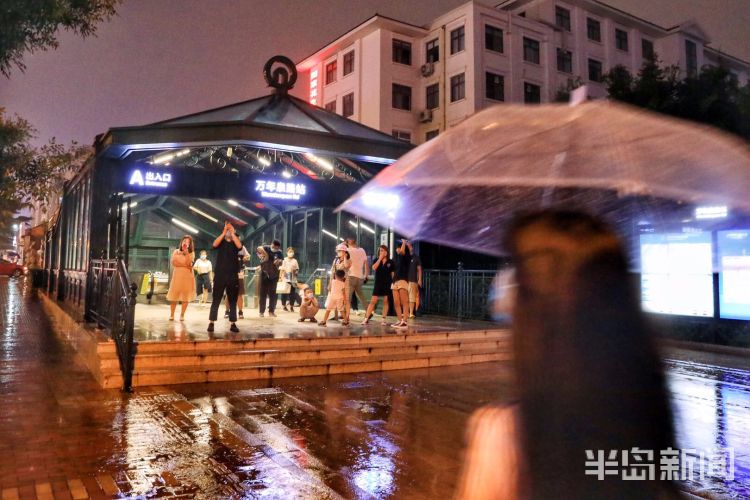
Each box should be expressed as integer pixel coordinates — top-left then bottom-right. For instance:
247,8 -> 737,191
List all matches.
363,245 -> 393,324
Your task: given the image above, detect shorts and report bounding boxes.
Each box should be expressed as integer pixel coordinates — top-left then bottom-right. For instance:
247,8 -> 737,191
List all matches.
196,273 -> 212,294
408,282 -> 419,302
237,276 -> 246,295
325,296 -> 345,313
392,280 -> 409,291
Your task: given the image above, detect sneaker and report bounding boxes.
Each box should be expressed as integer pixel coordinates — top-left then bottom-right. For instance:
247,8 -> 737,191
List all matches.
230,323 -> 239,333
238,311 -> 244,319
207,322 -> 214,333
283,306 -> 289,312
269,312 -> 277,318
297,318 -> 305,322
224,311 -> 229,319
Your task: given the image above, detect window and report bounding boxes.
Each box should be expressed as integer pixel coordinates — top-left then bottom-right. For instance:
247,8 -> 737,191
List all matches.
524,82 -> 541,104
392,130 -> 411,142
426,130 -> 439,141
393,39 -> 412,65
485,25 -> 504,53
450,73 -> 465,102
343,51 -> 354,75
588,58 -> 603,82
555,6 -> 571,31
686,39 -> 697,76
485,72 -> 505,101
342,93 -> 354,117
426,38 -> 439,63
556,48 -> 573,73
426,83 -> 440,110
587,17 -> 601,42
392,84 -> 411,110
523,37 -> 540,64
615,29 -> 629,51
642,39 -> 654,60
325,60 -> 337,85
450,26 -> 465,54
324,100 -> 336,113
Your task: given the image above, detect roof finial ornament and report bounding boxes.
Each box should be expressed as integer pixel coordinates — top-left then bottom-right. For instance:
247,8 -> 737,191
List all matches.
264,55 -> 298,94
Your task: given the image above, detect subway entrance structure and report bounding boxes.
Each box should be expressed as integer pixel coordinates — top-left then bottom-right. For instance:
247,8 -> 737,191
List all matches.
42,57 -> 509,390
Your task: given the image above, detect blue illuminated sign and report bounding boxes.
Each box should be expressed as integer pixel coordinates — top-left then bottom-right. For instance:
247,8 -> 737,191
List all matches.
254,179 -> 306,201
129,169 -> 172,188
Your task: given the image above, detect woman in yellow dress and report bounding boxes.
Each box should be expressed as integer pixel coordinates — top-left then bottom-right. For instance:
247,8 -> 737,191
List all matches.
167,235 -> 196,321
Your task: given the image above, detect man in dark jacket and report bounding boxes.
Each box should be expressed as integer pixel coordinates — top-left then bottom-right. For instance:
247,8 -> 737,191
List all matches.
256,239 -> 283,317
208,221 -> 242,333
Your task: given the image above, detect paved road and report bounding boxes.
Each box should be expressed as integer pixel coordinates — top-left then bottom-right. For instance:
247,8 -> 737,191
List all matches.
0,278 -> 748,498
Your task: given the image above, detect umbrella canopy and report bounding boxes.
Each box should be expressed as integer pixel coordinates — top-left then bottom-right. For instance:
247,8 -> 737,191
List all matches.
338,100 -> 750,256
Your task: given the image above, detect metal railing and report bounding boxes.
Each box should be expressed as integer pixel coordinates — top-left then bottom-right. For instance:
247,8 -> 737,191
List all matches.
87,252 -> 138,392
422,264 -> 496,320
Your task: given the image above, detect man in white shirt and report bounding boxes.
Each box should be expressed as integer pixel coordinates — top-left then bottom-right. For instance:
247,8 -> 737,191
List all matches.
345,237 -> 368,317
193,250 -> 213,306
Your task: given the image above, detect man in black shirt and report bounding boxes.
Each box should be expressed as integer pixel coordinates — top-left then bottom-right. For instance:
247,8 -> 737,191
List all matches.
256,239 -> 283,317
208,221 -> 242,333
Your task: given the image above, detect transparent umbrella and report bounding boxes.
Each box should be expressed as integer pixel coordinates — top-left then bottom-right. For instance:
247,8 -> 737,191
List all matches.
338,100 -> 750,257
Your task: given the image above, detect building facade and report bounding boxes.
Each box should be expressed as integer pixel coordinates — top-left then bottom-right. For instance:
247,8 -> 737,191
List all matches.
295,0 -> 750,145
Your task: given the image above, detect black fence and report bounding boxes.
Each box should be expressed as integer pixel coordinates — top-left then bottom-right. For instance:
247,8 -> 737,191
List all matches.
422,265 -> 496,320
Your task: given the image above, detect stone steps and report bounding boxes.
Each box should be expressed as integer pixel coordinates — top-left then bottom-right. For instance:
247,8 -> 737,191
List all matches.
97,329 -> 512,389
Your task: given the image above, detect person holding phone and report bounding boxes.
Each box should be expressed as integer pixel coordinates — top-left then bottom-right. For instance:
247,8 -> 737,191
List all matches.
207,221 -> 242,333
363,245 -> 393,324
391,239 -> 411,328
166,235 -> 196,321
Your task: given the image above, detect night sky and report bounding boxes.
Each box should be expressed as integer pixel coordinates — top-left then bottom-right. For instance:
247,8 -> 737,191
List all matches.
1,0 -> 748,148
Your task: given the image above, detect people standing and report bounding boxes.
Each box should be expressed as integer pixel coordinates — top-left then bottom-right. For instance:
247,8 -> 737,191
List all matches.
363,245 -> 393,325
318,270 -> 347,326
207,221 -> 242,333
166,235 -> 196,321
280,247 -> 300,312
406,241 -> 422,319
298,286 -> 319,323
390,239 -> 411,329
344,237 -> 368,317
329,243 -> 352,325
193,250 -> 212,306
225,245 -> 250,319
257,240 -> 283,317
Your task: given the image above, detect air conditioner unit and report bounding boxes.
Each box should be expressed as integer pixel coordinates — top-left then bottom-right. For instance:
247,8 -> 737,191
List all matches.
420,62 -> 435,77
418,109 -> 433,123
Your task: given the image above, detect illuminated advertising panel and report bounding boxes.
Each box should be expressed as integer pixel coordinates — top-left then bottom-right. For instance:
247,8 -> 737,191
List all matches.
640,231 -> 714,317
718,230 -> 750,320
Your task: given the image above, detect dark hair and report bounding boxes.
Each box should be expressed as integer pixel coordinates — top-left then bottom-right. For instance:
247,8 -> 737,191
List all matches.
272,239 -> 281,247
504,210 -> 677,498
378,244 -> 388,255
335,269 -> 346,280
179,235 -> 194,254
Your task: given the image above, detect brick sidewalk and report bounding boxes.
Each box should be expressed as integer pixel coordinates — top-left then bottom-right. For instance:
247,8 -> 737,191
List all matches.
0,280 -> 339,499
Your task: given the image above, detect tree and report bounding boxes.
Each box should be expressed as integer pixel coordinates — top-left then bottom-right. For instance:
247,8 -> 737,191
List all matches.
0,0 -> 119,76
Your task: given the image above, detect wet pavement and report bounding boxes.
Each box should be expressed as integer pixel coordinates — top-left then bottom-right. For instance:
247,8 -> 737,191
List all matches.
133,302 -> 496,342
2,278 -> 750,498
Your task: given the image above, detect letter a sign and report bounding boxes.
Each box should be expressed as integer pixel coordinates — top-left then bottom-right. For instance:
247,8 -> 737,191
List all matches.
129,170 -> 145,186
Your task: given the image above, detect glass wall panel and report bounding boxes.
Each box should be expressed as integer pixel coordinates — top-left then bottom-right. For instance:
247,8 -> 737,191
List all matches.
321,209 -> 339,269
305,209 -> 320,275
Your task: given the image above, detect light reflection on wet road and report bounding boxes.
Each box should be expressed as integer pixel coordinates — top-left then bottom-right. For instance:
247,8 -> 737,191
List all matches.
1,278 -> 749,498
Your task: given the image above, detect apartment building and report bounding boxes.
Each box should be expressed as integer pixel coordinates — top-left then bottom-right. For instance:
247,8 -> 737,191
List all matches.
295,0 -> 750,144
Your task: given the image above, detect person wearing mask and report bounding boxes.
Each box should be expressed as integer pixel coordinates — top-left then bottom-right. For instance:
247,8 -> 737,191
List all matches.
363,245 -> 393,325
257,240 -> 283,317
318,270 -> 347,327
344,237 -> 369,318
406,241 -> 422,319
166,235 -> 196,321
193,250 -> 212,306
455,210 -> 679,500
298,285 -> 319,323
390,239 -> 411,329
207,222 -> 242,334
329,243 -> 352,325
280,246 -> 300,312
225,245 -> 250,319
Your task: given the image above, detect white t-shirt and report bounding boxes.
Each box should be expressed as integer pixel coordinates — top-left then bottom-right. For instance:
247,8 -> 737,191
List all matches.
347,246 -> 368,279
194,258 -> 212,275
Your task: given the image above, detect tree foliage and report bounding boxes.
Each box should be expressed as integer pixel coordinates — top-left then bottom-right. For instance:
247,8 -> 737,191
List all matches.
0,0 -> 119,76
603,55 -> 750,140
